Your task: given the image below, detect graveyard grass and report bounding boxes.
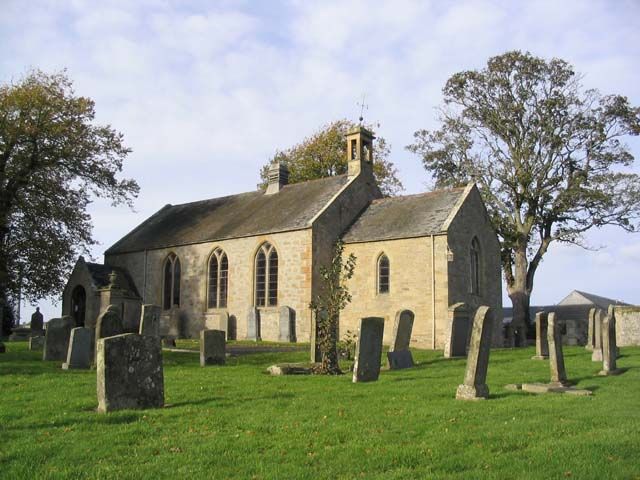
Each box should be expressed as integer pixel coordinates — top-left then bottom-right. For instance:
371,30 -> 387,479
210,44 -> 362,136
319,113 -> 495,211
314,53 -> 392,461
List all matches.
1,343 -> 639,479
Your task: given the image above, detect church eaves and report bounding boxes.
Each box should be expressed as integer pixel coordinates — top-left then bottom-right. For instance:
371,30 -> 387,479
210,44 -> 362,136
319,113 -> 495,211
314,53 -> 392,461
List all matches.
105,175 -> 349,254
341,187 -> 467,244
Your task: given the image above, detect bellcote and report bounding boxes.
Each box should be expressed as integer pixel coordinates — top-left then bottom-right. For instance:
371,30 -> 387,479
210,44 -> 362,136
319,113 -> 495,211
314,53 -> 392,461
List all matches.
347,126 -> 375,178
265,161 -> 289,195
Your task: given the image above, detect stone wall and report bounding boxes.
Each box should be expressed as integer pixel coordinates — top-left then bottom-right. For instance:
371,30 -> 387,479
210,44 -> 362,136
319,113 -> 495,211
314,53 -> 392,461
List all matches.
614,306 -> 640,346
341,235 -> 449,348
445,186 -> 503,346
105,229 -> 313,340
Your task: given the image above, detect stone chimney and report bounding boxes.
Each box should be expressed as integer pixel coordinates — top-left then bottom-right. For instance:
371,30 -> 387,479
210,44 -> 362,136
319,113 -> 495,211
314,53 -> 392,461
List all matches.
265,161 -> 289,195
347,126 -> 375,178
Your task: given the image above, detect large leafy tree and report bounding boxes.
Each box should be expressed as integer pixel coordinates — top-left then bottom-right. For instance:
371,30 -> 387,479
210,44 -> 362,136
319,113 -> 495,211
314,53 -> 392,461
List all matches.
0,70 -> 139,327
407,51 -> 640,330
259,119 -> 403,196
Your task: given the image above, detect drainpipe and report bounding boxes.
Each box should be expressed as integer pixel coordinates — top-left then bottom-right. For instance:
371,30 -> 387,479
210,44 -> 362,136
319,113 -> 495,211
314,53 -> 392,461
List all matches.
143,249 -> 148,303
431,235 -> 436,350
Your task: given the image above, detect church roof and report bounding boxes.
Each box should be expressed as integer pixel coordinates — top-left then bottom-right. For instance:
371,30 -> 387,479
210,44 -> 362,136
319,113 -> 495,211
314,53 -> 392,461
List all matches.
105,175 -> 349,254
86,262 -> 140,298
557,290 -> 630,309
342,187 -> 466,243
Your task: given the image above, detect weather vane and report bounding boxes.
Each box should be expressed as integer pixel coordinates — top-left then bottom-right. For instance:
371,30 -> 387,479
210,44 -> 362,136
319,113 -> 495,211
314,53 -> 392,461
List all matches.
357,94 -> 368,124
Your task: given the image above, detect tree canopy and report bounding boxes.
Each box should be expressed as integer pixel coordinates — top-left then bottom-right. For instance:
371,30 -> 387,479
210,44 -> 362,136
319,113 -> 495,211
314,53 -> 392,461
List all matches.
259,120 -> 403,196
0,70 -> 139,319
407,51 -> 640,328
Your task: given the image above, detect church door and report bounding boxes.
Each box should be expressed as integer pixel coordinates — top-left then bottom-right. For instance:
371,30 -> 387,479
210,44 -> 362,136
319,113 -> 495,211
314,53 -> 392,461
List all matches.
71,285 -> 86,327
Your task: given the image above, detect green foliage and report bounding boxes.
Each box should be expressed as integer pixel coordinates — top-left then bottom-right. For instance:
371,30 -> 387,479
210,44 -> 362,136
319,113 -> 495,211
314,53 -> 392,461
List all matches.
1,343 -> 640,478
310,241 -> 357,374
0,70 -> 139,309
337,329 -> 357,360
259,119 -> 403,196
407,51 -> 640,325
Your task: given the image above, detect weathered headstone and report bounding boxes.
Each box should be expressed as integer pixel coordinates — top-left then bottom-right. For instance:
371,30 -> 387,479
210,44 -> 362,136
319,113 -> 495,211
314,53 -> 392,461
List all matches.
96,333 -> 164,413
200,329 -> 226,366
62,327 -> 93,370
30,307 -> 44,334
547,312 -> 570,387
532,311 -> 549,360
456,306 -> 493,400
387,309 -> 415,369
139,304 -> 161,337
352,317 -> 385,383
96,305 -> 124,347
278,306 -> 295,342
29,336 -> 45,351
444,303 -> 470,358
591,308 -> 604,362
218,311 -> 230,338
585,308 -> 596,351
246,307 -> 260,341
599,307 -> 621,376
43,316 -> 73,361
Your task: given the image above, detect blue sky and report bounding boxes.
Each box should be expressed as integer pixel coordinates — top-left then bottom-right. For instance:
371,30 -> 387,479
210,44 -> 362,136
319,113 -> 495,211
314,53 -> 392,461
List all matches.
1,0 -> 639,322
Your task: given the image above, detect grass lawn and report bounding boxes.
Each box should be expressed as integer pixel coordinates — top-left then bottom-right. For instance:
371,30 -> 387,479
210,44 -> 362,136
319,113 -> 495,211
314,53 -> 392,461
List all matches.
1,342 -> 639,479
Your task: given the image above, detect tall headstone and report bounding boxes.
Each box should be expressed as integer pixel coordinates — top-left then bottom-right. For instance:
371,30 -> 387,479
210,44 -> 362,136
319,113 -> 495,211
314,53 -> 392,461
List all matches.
29,335 -> 45,351
278,306 -> 295,342
43,316 -> 73,361
547,312 -> 570,387
352,317 -> 385,383
218,311 -> 230,338
62,327 -> 93,370
97,333 -> 164,413
444,303 -> 470,358
96,305 -> 124,344
200,329 -> 226,366
585,308 -> 596,351
387,309 -> 415,369
599,307 -> 621,376
246,307 -> 260,341
30,307 -> 44,335
591,309 -> 604,362
139,304 -> 161,337
532,311 -> 549,360
456,306 -> 493,400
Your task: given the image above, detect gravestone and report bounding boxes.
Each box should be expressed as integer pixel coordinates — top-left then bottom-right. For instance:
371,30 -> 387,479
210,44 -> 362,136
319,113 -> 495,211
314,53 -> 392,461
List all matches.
278,306 -> 295,342
599,307 -> 621,376
547,312 -> 570,387
246,308 -> 260,341
387,309 -> 415,369
29,336 -> 45,351
532,312 -> 549,360
456,306 -> 493,400
162,337 -> 176,348
43,316 -> 73,361
444,303 -> 470,358
139,304 -> 161,337
30,307 -> 44,334
97,333 -> 164,413
62,327 -> 93,370
200,329 -> 226,366
585,308 -> 596,351
218,311 -> 229,339
96,305 -> 124,347
591,309 -> 604,362
352,317 -> 385,383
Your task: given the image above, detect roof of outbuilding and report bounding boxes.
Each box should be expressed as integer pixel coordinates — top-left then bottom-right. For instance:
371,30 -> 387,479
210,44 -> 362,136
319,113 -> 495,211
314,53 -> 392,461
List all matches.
105,175 -> 349,254
86,262 -> 140,298
558,290 -> 630,309
341,187 -> 467,243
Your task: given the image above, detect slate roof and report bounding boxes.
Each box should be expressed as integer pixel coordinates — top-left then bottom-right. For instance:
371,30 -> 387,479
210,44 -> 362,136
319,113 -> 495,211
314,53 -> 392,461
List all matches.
86,262 -> 140,298
106,175 -> 349,254
558,290 -> 630,309
341,187 -> 466,243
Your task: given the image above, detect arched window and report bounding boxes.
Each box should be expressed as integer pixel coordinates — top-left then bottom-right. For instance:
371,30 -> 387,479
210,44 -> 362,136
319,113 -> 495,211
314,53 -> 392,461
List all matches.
377,253 -> 390,294
163,253 -> 181,310
208,248 -> 229,308
470,237 -> 481,294
255,242 -> 278,307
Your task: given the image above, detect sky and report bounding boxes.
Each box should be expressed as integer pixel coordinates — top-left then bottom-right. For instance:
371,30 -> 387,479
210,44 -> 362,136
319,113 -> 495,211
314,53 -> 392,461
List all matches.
1,0 -> 639,323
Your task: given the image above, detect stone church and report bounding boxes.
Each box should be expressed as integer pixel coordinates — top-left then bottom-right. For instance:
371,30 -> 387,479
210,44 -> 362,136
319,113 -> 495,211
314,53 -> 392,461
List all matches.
61,126 -> 503,349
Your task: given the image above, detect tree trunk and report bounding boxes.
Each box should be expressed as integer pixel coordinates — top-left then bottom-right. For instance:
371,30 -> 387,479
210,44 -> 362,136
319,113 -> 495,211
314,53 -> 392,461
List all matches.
507,246 -> 532,347
318,312 -> 342,375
